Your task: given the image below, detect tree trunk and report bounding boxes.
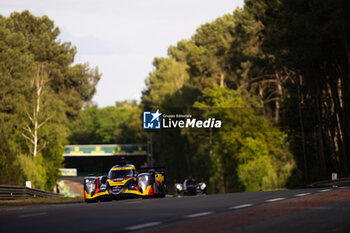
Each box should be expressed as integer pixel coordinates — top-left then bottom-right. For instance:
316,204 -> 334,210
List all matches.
297,76 -> 309,183
22,65 -> 52,157
275,73 -> 282,122
258,84 -> 264,106
33,76 -> 42,157
329,78 -> 348,176
315,83 -> 327,180
220,73 -> 224,88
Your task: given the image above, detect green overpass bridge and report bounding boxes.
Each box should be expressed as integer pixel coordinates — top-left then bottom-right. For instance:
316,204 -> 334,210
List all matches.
63,144 -> 149,176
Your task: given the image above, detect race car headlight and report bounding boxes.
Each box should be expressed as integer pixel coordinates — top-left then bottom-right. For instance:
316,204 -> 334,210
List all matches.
175,183 -> 183,191
199,182 -> 206,190
85,179 -> 96,194
138,175 -> 149,192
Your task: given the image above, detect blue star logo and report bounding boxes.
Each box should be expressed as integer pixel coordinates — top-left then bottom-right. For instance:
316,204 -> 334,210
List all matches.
143,110 -> 162,129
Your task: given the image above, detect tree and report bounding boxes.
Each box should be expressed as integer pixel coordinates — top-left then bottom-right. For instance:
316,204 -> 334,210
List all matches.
142,57 -> 189,110
248,0 -> 350,181
0,11 -> 100,189
7,11 -> 101,118
114,102 -> 147,144
141,8 -> 296,191
69,101 -> 147,145
194,87 -> 294,192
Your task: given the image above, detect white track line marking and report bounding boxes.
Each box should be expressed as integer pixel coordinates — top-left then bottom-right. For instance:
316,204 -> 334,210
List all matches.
295,192 -> 311,197
185,211 -> 213,218
18,212 -> 47,218
265,197 -> 286,202
124,222 -> 162,231
230,204 -> 253,209
339,186 -> 348,189
319,189 -> 331,192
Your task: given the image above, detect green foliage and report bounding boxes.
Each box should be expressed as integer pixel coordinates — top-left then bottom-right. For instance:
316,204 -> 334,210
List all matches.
114,103 -> 147,144
4,11 -> 100,118
146,0 -> 350,190
238,153 -> 275,192
95,106 -> 121,143
142,57 -> 189,110
238,138 -> 284,192
0,11 -> 99,190
0,123 -> 21,185
247,0 -> 350,181
15,154 -> 46,189
141,7 -> 296,192
194,87 -> 294,192
3,0 -> 347,193
69,101 -> 146,145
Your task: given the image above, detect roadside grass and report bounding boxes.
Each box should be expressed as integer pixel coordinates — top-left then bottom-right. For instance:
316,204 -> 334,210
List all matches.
0,196 -> 84,207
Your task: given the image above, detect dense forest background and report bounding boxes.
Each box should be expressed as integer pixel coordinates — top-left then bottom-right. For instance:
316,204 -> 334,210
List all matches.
1,0 -> 350,192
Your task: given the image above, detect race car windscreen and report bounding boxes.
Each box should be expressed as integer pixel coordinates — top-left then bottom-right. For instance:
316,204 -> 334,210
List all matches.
108,169 -> 135,178
185,180 -> 196,186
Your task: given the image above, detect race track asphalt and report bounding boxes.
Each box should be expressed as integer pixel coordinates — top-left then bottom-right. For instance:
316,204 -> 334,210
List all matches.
1,187 -> 349,233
